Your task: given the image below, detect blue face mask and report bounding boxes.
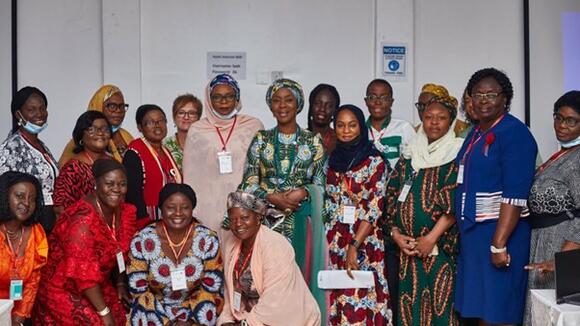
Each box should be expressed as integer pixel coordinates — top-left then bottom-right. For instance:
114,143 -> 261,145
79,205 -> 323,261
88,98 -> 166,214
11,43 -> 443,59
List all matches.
560,136 -> 580,148
19,116 -> 48,135
111,125 -> 121,133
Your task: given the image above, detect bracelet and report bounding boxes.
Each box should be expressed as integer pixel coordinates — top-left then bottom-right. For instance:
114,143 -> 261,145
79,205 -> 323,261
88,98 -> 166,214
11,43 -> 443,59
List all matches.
350,239 -> 360,249
490,245 -> 507,253
96,306 -> 111,316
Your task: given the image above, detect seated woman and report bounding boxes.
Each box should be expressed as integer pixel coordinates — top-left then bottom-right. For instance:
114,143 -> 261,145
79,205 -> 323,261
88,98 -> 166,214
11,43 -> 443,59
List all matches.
59,84 -> 133,165
53,111 -> 112,215
524,90 -> 580,324
324,105 -> 391,325
218,191 -> 320,326
124,104 -> 182,229
0,172 -> 48,326
387,95 -> 463,325
307,83 -> 340,154
165,93 -> 203,170
33,159 -> 137,326
127,183 -> 223,326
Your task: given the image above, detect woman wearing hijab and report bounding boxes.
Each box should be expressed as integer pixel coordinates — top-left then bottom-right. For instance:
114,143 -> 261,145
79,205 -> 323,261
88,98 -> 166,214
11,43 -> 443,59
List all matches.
325,105 -> 392,325
183,74 -> 263,232
219,191 -> 321,326
386,94 -> 464,325
59,84 -> 134,166
0,86 -> 58,234
414,83 -> 470,137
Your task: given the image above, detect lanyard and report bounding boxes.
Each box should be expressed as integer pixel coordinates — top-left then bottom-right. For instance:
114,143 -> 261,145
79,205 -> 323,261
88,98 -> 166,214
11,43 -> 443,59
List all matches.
141,138 -> 182,184
536,146 -> 579,175
95,199 -> 117,242
162,222 -> 193,265
461,114 -> 505,164
370,126 -> 387,143
215,116 -> 238,151
19,130 -> 58,183
234,246 -> 253,285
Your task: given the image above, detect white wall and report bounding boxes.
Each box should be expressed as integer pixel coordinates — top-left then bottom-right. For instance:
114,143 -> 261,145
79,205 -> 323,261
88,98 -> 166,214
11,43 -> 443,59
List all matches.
1,0 -> 13,137
2,0 -> 560,160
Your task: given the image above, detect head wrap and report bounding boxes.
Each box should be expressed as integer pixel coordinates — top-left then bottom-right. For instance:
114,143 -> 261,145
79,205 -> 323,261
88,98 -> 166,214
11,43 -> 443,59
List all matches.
158,183 -> 197,211
205,74 -> 242,120
425,95 -> 458,120
226,191 -> 268,216
209,74 -> 241,102
329,105 -> 380,173
88,85 -> 123,112
11,86 -> 48,133
266,78 -> 305,113
92,158 -> 126,180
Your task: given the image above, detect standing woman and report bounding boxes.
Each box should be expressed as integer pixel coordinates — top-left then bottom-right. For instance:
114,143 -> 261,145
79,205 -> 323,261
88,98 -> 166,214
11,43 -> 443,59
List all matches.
34,159 -> 137,326
454,68 -> 537,325
307,83 -> 340,154
53,111 -> 112,215
59,85 -> 133,165
164,93 -> 203,170
387,95 -> 463,325
0,86 -> 58,234
325,105 -> 392,325
183,74 -> 263,232
0,172 -> 48,326
124,104 -> 182,229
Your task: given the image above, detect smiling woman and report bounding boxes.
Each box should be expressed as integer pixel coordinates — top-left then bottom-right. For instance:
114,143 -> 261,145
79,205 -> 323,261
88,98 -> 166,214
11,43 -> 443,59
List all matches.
307,83 -> 341,154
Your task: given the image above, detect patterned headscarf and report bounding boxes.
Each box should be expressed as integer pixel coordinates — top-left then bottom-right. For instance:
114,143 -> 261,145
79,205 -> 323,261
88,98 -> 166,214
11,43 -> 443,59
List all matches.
209,74 -> 241,102
265,78 -> 305,113
88,85 -> 123,112
421,83 -> 458,109
226,191 -> 268,216
425,95 -> 458,120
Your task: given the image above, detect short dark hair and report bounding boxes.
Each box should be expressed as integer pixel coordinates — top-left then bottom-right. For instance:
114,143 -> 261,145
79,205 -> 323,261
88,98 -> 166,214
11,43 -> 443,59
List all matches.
366,79 -> 393,97
158,183 -> 197,212
0,171 -> 44,226
554,90 -> 580,115
72,111 -> 111,154
135,104 -> 166,126
172,94 -> 203,117
92,158 -> 126,180
307,83 -> 341,131
465,67 -> 514,112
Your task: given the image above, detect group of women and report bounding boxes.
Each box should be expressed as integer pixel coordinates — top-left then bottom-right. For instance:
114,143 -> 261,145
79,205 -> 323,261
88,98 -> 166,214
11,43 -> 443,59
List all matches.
0,67 -> 578,326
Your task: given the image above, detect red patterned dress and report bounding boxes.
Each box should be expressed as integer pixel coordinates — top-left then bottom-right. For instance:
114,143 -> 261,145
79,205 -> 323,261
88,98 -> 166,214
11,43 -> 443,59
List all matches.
324,155 -> 392,325
53,159 -> 95,209
33,200 -> 136,325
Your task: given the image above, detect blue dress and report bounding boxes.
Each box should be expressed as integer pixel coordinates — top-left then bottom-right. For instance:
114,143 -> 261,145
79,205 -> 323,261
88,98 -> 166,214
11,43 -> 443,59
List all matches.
454,113 -> 537,324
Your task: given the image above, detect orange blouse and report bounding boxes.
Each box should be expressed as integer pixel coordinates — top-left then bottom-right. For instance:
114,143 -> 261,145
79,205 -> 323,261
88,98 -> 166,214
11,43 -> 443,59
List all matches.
0,224 -> 48,318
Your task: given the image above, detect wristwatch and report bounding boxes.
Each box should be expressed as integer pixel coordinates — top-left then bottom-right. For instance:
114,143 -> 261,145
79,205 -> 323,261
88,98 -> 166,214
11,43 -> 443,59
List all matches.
350,239 -> 360,249
490,245 -> 507,253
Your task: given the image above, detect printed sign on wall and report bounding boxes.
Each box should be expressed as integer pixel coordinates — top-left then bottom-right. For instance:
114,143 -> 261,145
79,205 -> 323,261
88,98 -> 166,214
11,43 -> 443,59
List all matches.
381,44 -> 406,80
207,52 -> 247,80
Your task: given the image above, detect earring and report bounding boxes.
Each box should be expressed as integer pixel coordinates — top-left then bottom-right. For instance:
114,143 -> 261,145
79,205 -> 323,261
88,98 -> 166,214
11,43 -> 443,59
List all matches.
79,139 -> 84,146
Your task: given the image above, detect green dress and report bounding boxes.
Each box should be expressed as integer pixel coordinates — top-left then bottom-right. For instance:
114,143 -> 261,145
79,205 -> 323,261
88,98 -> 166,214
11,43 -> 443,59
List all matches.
385,158 -> 459,326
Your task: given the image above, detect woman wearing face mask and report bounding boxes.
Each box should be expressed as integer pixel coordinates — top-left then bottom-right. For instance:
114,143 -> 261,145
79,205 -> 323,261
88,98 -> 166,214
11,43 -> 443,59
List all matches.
58,85 -> 134,166
324,105 -> 392,325
0,86 -> 59,234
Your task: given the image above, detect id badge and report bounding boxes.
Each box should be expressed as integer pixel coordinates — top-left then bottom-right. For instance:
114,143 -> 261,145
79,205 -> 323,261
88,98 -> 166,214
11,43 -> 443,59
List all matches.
10,280 -> 23,300
44,192 -> 54,206
171,268 -> 187,290
457,164 -> 465,184
233,291 -> 242,311
217,151 -> 233,174
342,205 -> 356,224
116,251 -> 126,273
398,179 -> 413,202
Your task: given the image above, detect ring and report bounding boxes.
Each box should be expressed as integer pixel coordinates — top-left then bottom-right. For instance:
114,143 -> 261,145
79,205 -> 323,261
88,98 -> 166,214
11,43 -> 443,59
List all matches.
284,208 -> 292,215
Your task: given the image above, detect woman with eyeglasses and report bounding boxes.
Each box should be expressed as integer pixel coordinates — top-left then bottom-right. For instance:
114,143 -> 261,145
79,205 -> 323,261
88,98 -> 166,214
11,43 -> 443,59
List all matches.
165,94 -> 203,170
59,85 -> 134,166
454,68 -> 538,325
523,90 -> 580,324
0,87 -> 59,235
53,111 -> 113,215
124,104 -> 182,229
183,74 -> 263,232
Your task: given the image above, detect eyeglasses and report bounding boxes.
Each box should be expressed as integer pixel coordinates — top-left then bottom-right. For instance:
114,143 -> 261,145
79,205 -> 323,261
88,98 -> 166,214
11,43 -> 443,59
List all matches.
104,103 -> 129,112
210,94 -> 236,103
176,111 -> 200,119
553,113 -> 579,128
472,92 -> 502,102
86,126 -> 111,135
365,95 -> 392,103
142,118 -> 167,128
414,102 -> 427,111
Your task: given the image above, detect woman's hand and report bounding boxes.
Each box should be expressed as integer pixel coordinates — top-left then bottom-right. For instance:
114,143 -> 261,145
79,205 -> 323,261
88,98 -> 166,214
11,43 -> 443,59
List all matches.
414,233 -> 437,258
392,229 -> 417,256
100,313 -> 116,326
266,191 -> 300,211
345,245 -> 360,279
116,283 -> 131,310
525,260 -> 555,275
491,251 -> 511,269
11,316 -> 25,326
286,188 -> 308,203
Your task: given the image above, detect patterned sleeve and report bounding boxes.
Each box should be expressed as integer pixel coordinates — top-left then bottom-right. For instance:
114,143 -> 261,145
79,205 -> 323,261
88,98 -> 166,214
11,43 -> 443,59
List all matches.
499,126 -> 537,206
384,159 -> 404,232
309,134 -> 327,188
359,156 -> 386,225
187,229 -> 224,325
126,230 -> 151,301
238,132 -> 268,199
53,160 -> 86,208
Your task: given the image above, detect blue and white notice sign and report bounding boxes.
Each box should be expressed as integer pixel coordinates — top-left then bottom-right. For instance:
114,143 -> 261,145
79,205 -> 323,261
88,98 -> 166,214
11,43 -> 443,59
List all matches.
382,44 -> 406,79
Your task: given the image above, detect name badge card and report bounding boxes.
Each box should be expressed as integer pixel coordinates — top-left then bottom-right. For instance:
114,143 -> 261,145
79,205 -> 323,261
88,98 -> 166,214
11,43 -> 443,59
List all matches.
398,179 -> 413,202
233,291 -> 242,311
10,280 -> 23,300
116,252 -> 126,273
171,268 -> 187,291
342,205 -> 356,224
457,164 -> 465,184
218,151 -> 233,174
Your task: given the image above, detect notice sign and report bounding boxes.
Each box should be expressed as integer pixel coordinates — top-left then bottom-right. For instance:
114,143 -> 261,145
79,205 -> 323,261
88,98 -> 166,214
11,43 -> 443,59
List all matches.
381,44 -> 406,79
207,52 -> 247,80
